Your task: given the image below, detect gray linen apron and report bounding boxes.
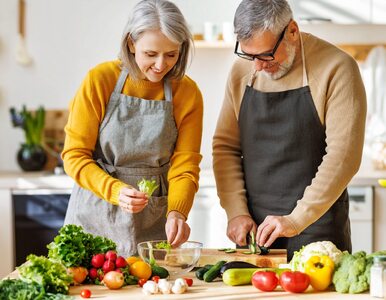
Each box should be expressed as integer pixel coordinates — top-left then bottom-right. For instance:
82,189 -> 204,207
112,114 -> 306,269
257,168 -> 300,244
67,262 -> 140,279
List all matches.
238,35 -> 351,261
65,70 -> 178,257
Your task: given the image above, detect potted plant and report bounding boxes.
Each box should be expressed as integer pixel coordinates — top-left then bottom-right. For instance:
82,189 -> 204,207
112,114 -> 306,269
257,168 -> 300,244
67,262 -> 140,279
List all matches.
10,105 -> 47,171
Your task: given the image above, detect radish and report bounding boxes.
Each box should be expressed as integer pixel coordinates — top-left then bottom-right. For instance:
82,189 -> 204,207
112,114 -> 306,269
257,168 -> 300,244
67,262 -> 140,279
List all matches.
88,268 -> 98,280
105,250 -> 117,261
115,256 -> 128,268
91,253 -> 105,268
103,259 -> 115,273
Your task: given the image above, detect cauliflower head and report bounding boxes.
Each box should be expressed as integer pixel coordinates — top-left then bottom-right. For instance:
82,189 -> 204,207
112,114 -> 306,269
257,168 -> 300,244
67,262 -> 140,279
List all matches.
290,241 -> 344,272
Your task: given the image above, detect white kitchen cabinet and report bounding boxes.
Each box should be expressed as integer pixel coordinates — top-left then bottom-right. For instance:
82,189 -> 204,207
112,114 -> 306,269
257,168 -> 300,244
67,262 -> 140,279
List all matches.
374,187 -> 386,251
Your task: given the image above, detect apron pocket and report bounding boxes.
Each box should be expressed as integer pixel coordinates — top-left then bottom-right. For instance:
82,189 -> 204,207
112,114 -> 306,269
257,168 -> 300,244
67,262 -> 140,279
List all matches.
140,195 -> 168,230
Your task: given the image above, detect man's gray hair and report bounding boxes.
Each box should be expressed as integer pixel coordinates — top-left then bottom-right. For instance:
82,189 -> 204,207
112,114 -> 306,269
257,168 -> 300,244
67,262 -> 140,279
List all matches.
119,0 -> 193,80
234,0 -> 293,41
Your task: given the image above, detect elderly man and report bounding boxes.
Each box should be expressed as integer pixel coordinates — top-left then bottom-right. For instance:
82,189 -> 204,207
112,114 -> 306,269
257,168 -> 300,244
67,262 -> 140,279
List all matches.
212,0 -> 366,260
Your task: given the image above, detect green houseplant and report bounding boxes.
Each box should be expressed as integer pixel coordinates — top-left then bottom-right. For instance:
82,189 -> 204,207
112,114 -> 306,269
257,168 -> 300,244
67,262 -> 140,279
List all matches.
10,105 -> 47,171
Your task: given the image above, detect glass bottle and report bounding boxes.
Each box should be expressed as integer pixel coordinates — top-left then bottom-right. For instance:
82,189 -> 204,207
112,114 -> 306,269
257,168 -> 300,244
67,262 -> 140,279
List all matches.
370,255 -> 386,298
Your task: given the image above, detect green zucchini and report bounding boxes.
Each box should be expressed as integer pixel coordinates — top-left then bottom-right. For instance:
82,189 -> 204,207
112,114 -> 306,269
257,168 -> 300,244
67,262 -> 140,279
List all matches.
222,268 -> 257,286
195,264 -> 213,280
151,265 -> 169,278
203,261 -> 226,282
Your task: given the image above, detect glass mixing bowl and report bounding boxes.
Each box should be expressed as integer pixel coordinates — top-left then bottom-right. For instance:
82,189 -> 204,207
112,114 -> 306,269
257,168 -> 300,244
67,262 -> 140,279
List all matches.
137,240 -> 203,278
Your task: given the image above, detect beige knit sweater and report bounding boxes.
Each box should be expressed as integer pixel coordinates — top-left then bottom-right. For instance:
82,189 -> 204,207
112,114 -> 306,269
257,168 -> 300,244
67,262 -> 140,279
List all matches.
212,32 -> 367,234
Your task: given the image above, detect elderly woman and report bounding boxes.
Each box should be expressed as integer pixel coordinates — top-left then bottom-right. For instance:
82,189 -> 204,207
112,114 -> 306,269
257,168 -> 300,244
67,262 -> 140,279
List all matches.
63,0 -> 203,256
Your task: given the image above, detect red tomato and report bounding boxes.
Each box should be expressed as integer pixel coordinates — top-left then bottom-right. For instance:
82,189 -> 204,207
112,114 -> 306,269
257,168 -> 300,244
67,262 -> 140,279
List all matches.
279,271 -> 310,293
183,277 -> 193,287
80,289 -> 92,298
151,276 -> 160,283
138,278 -> 147,287
251,271 -> 278,292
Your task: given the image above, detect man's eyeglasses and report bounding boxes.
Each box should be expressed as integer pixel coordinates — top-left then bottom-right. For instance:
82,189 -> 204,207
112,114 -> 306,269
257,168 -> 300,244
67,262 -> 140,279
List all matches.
234,25 -> 288,62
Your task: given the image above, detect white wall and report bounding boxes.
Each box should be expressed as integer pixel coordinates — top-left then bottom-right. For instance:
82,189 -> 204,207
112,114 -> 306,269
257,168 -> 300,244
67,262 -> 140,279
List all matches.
1,0 -> 386,171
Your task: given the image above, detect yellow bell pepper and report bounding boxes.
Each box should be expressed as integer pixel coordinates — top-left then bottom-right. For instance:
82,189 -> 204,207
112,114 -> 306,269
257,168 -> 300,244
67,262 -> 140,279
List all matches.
304,255 -> 335,291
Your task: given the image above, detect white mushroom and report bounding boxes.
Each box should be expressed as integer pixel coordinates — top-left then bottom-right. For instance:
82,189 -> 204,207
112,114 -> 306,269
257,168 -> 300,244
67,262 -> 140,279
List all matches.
172,278 -> 188,294
142,280 -> 159,295
158,279 -> 172,294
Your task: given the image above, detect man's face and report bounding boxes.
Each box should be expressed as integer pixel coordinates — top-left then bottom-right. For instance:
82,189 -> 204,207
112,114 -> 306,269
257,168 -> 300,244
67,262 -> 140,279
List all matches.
239,30 -> 297,80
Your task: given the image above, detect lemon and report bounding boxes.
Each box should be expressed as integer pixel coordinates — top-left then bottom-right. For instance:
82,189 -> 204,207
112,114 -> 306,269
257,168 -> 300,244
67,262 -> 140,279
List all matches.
378,179 -> 386,187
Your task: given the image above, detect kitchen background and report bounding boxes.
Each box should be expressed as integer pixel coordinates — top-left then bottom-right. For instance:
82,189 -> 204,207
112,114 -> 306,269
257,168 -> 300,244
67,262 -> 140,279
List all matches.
1,0 -> 386,278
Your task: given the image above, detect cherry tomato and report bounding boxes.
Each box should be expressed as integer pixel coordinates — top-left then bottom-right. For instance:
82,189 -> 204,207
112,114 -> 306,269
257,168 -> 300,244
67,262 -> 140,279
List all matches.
80,289 -> 92,298
138,278 -> 148,287
251,271 -> 278,292
279,271 -> 310,293
151,275 -> 160,283
183,277 -> 193,287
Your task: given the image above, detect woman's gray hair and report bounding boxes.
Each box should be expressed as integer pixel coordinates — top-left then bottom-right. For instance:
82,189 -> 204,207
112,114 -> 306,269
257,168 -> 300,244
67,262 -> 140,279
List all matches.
119,0 -> 193,80
234,0 -> 293,41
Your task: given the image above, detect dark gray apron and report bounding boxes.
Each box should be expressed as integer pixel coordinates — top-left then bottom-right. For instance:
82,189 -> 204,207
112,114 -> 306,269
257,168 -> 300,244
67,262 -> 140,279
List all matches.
64,70 -> 178,257
238,36 -> 351,261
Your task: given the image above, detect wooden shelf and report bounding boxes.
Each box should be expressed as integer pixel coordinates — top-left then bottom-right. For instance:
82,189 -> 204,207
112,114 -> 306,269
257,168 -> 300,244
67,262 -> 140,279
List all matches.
337,44 -> 386,61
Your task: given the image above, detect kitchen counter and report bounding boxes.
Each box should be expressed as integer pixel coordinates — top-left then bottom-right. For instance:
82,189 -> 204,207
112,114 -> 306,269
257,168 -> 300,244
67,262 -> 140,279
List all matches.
0,171 -> 74,190
4,270 -> 374,300
0,156 -> 386,190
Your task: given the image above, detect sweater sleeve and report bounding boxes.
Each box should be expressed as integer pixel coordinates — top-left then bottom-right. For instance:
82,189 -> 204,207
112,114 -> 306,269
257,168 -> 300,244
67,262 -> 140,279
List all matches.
212,65 -> 251,221
284,55 -> 367,234
167,80 -> 203,219
62,70 -> 128,205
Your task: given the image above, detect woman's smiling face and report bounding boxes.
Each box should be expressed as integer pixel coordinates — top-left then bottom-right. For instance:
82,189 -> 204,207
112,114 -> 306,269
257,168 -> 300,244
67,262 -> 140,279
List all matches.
131,29 -> 180,82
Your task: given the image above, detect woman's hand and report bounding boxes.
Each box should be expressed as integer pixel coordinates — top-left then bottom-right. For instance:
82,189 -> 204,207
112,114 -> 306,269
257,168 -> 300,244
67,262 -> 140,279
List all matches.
118,186 -> 148,213
165,211 -> 190,247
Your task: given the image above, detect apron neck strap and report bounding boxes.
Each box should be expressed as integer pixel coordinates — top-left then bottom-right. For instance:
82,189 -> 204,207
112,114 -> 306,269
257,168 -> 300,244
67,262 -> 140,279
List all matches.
114,69 -> 129,94
300,33 -> 308,87
163,79 -> 173,102
113,70 -> 173,102
248,32 -> 308,87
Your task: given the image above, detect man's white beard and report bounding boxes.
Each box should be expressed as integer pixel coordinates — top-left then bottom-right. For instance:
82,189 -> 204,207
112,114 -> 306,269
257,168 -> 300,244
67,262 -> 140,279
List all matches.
262,41 -> 296,80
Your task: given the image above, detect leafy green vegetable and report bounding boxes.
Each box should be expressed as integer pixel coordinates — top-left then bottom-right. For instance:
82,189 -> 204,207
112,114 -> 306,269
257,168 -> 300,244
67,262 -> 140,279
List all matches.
290,241 -> 344,272
155,241 -> 172,250
47,224 -> 116,268
332,251 -> 371,294
137,178 -> 159,196
0,278 -> 73,300
17,255 -> 73,295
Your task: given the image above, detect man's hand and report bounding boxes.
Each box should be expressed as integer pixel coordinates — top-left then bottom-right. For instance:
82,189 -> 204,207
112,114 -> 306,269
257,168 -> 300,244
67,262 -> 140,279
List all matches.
118,186 -> 148,213
227,215 -> 256,246
165,211 -> 191,247
256,215 -> 297,247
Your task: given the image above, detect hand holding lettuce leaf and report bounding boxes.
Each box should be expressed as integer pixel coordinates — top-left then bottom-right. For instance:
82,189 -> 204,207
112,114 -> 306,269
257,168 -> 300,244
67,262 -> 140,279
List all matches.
137,178 -> 159,196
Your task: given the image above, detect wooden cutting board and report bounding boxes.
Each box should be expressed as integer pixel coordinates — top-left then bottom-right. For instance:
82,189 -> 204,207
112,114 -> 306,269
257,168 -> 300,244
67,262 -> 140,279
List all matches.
197,248 -> 287,268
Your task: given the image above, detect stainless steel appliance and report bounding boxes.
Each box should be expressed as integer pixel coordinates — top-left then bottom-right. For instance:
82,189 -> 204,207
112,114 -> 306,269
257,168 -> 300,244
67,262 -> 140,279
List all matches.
12,188 -> 71,267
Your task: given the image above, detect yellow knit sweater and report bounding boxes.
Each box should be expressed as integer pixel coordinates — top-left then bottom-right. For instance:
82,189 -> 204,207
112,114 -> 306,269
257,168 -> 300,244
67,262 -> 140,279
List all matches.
213,33 -> 367,234
62,60 -> 203,219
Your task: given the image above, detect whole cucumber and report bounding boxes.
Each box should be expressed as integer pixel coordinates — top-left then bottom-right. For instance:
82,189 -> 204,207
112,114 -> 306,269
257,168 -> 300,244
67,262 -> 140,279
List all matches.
203,261 -> 226,282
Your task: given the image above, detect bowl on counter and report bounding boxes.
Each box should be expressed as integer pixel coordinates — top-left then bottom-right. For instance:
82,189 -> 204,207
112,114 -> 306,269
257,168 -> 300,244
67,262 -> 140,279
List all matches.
137,240 -> 203,278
